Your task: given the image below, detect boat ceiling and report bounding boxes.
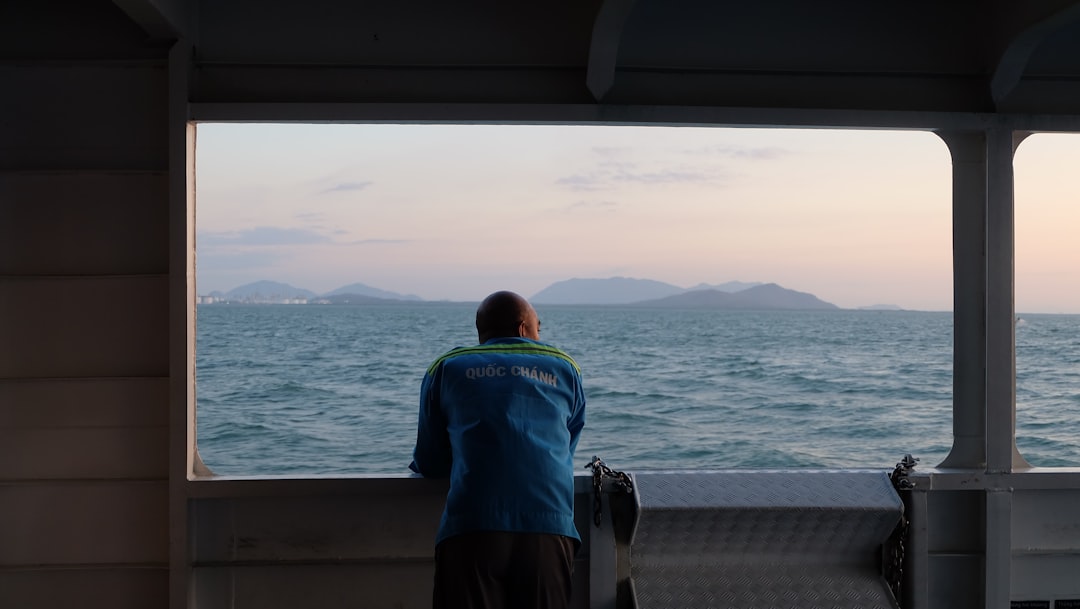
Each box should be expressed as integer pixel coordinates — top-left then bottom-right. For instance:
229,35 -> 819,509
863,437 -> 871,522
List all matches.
10,1 -> 1080,129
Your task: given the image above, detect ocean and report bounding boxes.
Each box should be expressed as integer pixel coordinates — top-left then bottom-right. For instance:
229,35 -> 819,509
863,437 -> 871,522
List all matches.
195,304 -> 1080,476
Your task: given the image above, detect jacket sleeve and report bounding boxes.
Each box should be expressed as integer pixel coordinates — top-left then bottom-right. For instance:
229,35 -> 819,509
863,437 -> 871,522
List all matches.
567,370 -> 586,455
409,365 -> 452,477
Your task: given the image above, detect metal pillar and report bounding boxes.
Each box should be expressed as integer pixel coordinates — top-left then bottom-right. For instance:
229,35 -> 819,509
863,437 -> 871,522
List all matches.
938,130 -> 987,470
935,127 -> 1034,609
984,127 -> 1031,474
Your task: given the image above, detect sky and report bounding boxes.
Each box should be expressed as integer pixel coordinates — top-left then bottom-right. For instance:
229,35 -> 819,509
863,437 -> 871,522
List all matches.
194,124 -> 1080,313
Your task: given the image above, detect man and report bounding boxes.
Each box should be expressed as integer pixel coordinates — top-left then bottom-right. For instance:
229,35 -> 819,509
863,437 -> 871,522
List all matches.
410,290 -> 586,609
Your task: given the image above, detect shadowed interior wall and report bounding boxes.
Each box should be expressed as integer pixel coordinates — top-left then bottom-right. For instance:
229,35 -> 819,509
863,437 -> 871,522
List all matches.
0,3 -> 171,608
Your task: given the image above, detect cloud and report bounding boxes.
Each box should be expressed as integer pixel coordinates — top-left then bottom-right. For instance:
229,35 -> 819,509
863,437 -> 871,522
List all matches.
556,174 -> 605,191
557,144 -> 784,191
592,146 -> 632,157
319,181 -> 373,194
614,168 -> 712,184
198,226 -> 410,249
568,200 -> 620,212
346,238 -> 410,245
194,250 -> 284,271
198,226 -> 333,247
556,164 -> 717,191
682,145 -> 789,160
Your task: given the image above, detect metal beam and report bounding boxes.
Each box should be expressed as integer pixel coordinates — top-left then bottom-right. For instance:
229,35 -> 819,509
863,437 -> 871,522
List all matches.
189,101 -> 1080,133
586,0 -> 636,102
991,1 -> 1080,108
112,0 -> 187,40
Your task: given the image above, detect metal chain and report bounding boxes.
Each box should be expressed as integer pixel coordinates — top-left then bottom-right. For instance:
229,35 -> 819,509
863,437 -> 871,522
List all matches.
584,455 -> 634,527
885,453 -> 918,605
890,453 -> 918,490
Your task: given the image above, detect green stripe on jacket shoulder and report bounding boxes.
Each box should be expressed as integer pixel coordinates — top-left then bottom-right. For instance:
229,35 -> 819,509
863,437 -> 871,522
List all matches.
426,343 -> 581,375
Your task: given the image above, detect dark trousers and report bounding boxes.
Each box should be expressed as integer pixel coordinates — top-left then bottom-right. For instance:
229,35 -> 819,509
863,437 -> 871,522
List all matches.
433,531 -> 576,609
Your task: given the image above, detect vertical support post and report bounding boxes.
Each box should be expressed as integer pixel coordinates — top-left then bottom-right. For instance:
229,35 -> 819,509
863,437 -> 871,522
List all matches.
984,127 -> 1029,473
937,131 -> 987,469
169,40 -> 195,609
985,490 -> 1013,609
938,128 -> 1029,609
904,489 -> 930,609
589,492 -> 618,609
983,127 -> 1035,609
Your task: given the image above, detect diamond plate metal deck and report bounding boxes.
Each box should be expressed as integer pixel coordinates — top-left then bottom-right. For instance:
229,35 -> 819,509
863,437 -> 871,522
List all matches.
627,471 -> 903,609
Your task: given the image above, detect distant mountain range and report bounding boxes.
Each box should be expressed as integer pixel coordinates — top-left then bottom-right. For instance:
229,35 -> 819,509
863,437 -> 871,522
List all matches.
530,277 -> 763,305
205,280 -> 422,303
529,277 -> 836,309
633,283 -> 837,310
201,277 -> 873,310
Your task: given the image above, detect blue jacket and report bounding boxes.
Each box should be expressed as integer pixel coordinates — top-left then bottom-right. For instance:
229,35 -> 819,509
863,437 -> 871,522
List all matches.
410,337 -> 586,546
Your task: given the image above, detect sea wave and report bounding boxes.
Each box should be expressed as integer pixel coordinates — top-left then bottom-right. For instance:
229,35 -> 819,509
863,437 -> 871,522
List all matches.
196,305 -> 1080,475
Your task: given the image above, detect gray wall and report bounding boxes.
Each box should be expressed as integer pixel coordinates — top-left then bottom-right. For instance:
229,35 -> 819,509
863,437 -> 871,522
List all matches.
0,3 -> 171,608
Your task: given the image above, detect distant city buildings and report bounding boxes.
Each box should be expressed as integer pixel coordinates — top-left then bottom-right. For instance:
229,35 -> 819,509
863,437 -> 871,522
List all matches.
197,295 -> 310,305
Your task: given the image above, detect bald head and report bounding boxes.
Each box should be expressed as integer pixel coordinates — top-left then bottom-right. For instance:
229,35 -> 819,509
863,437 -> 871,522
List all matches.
476,291 -> 540,343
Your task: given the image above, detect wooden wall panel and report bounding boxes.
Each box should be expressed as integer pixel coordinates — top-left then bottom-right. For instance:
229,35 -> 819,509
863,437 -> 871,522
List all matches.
0,172 -> 169,275
0,427 -> 168,480
0,482 -> 167,565
0,276 -> 168,378
193,563 -> 434,609
192,561 -> 589,609
0,1 -> 162,60
0,378 -> 168,428
0,65 -> 167,171
0,5 -> 175,605
0,378 -> 169,480
185,479 -> 595,608
0,568 -> 167,609
191,494 -> 443,563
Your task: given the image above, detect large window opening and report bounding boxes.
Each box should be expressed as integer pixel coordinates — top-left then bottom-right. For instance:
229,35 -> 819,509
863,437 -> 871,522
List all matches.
1015,133 -> 1080,467
194,124 -> 955,475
